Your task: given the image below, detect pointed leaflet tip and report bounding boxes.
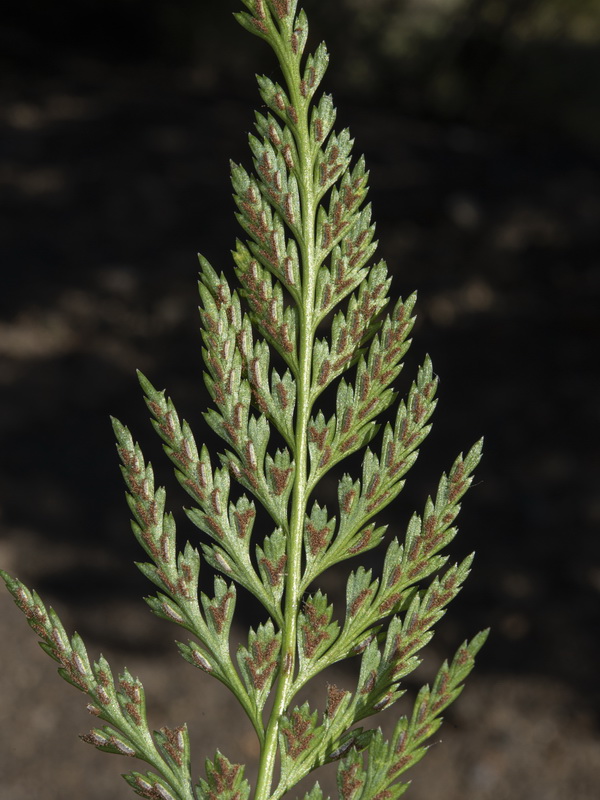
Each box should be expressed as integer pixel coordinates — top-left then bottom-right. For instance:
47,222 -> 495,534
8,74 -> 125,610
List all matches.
0,569 -> 19,592
464,438 -> 484,473
136,369 -> 160,400
110,415 -> 129,443
467,627 -> 490,656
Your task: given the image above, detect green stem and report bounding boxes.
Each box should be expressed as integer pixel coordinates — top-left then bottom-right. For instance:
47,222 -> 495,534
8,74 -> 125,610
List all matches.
253,20 -> 317,800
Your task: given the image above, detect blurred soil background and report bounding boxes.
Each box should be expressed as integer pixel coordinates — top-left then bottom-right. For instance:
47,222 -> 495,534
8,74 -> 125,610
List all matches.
1,0 -> 599,797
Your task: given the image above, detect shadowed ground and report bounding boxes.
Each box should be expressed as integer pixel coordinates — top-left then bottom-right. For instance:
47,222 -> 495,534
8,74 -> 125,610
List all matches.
1,1 -> 599,797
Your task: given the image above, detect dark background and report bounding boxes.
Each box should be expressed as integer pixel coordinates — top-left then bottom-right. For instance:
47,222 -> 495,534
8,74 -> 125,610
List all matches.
1,1 -> 599,798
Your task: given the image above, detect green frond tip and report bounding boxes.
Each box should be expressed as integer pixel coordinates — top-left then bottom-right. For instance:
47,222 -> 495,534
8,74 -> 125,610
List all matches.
0,568 -> 18,594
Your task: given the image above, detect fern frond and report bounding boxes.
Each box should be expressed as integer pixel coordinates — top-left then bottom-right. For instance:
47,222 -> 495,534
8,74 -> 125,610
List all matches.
1,2 -> 486,798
